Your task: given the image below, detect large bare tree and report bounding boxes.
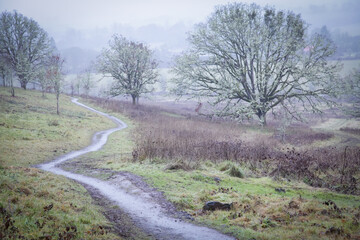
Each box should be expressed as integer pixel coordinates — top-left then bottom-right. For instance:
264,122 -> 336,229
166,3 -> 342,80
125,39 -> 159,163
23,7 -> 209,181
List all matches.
97,35 -> 158,105
0,11 -> 52,90
172,3 -> 340,125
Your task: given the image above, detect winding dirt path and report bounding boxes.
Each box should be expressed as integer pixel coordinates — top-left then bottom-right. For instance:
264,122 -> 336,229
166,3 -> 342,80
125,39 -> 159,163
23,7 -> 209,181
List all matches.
37,98 -> 235,240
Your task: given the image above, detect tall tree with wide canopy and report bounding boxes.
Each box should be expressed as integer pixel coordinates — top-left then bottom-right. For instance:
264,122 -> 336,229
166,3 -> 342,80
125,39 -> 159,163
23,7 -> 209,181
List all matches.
172,3 -> 340,125
0,11 -> 52,89
97,35 -> 158,105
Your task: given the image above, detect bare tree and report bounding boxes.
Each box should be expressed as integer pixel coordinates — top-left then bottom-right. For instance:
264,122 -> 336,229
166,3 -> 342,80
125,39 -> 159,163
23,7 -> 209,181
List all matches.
79,66 -> 94,98
172,3 -> 340,125
46,55 -> 64,115
97,35 -> 158,105
37,67 -> 52,97
0,11 -> 52,90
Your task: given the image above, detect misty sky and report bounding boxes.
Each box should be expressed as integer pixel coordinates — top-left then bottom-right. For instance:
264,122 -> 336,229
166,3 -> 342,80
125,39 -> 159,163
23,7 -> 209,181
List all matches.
0,0 -> 359,50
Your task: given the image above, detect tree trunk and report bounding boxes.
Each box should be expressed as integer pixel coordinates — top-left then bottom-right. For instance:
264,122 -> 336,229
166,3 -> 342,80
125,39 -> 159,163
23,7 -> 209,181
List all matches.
10,77 -> 15,97
20,80 -> 27,90
1,75 -> 5,87
262,113 -> 267,126
131,95 -> 137,105
257,109 -> 267,126
56,93 -> 59,115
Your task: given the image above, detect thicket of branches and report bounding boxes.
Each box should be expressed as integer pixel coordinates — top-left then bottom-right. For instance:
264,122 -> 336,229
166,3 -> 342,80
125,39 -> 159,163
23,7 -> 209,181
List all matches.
172,3 -> 341,125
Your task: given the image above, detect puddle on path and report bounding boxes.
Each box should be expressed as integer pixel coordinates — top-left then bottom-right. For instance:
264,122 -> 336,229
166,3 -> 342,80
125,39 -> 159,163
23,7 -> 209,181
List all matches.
37,98 -> 234,240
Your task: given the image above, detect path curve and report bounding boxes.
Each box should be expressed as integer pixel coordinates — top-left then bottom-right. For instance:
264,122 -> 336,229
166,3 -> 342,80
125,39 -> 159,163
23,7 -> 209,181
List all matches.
37,98 -> 235,240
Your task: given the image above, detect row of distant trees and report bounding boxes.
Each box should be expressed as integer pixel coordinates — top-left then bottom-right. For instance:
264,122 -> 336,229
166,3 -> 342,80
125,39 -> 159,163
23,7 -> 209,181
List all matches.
316,26 -> 360,60
1,4 -> 359,123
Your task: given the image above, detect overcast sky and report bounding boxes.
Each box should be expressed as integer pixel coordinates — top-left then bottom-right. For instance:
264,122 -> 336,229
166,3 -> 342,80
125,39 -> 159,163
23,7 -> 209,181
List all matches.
0,0 -> 359,50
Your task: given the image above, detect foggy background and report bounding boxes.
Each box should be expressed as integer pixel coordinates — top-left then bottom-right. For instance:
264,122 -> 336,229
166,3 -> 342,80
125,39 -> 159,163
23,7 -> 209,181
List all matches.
1,0 -> 359,72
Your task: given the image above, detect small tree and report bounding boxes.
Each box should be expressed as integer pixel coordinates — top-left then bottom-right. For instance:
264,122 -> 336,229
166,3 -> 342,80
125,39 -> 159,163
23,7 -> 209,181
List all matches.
0,55 -> 15,96
46,55 -> 64,115
0,57 -> 7,87
37,67 -> 52,97
97,35 -> 158,105
0,11 -> 52,90
172,3 -> 340,125
79,67 -> 94,98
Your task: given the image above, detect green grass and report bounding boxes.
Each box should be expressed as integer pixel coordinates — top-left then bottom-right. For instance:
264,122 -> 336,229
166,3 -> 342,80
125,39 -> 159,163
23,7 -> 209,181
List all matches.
0,88 -> 116,167
72,99 -> 360,240
0,87 -> 121,239
3,88 -> 357,239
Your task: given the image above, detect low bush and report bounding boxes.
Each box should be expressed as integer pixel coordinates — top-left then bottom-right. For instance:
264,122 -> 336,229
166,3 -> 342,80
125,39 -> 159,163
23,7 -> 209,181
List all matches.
340,127 -> 360,135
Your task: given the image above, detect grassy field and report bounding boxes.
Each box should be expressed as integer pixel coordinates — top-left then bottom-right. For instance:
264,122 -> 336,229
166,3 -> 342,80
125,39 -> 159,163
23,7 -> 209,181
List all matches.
0,88 -> 121,239
76,97 -> 360,240
1,87 -> 360,239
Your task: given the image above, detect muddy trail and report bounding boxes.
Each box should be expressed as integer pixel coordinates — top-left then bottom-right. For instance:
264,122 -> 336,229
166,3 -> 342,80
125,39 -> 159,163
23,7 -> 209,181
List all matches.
37,99 -> 235,240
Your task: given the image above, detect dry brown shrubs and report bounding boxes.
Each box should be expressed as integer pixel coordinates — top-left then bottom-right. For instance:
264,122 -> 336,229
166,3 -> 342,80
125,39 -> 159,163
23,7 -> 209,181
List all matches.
89,97 -> 360,195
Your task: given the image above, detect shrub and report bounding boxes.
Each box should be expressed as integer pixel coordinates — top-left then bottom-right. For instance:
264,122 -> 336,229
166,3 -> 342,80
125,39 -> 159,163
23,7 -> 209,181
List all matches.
88,97 -> 360,195
47,119 -> 59,126
340,127 -> 360,135
219,161 -> 234,172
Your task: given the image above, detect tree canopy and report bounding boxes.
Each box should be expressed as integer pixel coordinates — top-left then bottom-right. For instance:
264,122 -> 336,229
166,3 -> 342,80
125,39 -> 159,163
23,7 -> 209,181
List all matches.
97,35 -> 158,105
172,3 -> 340,125
0,11 -> 52,89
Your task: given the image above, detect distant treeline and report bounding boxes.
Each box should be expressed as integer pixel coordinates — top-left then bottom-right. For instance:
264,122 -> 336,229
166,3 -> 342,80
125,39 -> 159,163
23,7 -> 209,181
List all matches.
317,26 -> 360,60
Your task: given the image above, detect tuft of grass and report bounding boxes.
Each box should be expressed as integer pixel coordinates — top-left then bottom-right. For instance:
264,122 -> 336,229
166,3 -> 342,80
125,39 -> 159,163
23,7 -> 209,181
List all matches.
47,119 -> 59,126
219,161 -> 234,172
219,161 -> 244,178
227,165 -> 244,178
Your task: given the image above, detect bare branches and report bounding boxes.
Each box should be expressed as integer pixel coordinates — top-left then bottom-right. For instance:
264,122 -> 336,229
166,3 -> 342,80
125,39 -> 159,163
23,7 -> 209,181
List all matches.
97,35 -> 159,105
172,3 -> 340,125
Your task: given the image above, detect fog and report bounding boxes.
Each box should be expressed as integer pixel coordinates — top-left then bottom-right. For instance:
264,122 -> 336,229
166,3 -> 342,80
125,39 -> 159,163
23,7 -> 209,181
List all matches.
1,0 -> 359,70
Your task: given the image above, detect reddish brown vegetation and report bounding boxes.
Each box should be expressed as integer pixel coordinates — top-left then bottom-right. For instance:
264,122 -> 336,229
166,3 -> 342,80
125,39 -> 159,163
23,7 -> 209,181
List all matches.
340,127 -> 360,135
274,128 -> 334,145
89,97 -> 360,195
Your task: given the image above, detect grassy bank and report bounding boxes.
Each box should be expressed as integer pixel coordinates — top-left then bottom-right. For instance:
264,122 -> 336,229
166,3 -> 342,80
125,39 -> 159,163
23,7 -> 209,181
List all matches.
77,97 -> 360,240
0,88 -> 121,239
